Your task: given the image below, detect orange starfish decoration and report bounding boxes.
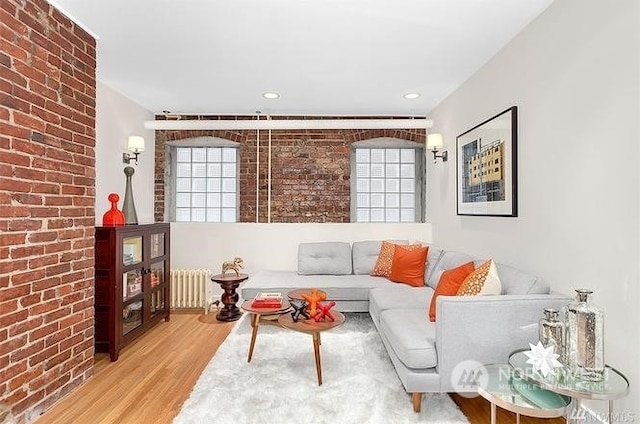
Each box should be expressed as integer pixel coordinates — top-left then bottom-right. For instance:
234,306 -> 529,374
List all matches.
301,289 -> 327,317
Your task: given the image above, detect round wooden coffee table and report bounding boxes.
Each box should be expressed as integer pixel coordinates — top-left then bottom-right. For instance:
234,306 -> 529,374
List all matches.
278,311 -> 345,386
241,299 -> 291,362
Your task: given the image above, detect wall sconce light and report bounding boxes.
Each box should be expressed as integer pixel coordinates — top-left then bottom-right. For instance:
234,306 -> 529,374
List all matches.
123,136 -> 145,165
426,133 -> 448,162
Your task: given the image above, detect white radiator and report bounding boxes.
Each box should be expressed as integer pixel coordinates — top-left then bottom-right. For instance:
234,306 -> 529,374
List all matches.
170,269 -> 212,309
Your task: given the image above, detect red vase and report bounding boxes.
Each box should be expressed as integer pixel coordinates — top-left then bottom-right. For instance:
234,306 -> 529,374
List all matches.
103,193 -> 126,226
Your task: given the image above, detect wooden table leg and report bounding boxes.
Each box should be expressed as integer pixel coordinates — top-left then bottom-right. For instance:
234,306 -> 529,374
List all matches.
491,402 -> 496,424
313,332 -> 322,385
247,313 -> 260,362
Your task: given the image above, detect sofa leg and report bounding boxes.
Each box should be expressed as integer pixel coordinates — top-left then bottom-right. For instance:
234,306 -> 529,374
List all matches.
411,392 -> 422,412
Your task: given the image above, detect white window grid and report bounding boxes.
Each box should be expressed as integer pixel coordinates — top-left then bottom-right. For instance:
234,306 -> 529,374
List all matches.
354,148 -> 417,223
174,147 -> 237,222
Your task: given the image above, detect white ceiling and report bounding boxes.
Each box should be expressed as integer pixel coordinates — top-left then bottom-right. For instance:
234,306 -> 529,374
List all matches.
51,0 -> 554,117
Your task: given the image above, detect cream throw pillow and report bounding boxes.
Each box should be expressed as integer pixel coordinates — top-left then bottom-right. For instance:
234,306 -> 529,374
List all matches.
456,259 -> 501,296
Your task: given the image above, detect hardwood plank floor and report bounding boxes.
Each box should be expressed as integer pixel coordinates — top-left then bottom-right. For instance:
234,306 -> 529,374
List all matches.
451,393 -> 565,424
36,312 -> 566,424
35,313 -> 235,424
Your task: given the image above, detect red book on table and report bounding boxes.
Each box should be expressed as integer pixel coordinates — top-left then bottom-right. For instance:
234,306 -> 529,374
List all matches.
251,292 -> 283,308
251,301 -> 283,308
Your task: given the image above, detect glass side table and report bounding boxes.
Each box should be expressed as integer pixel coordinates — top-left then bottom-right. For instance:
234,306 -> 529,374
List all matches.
508,349 -> 629,423
478,364 -> 571,424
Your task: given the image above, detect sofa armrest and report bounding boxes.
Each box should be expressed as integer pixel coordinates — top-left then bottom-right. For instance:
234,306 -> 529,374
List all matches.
435,294 -> 570,393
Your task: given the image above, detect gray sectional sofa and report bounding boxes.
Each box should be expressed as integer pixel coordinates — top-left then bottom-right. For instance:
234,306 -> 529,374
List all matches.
241,241 -> 397,312
240,240 -> 571,412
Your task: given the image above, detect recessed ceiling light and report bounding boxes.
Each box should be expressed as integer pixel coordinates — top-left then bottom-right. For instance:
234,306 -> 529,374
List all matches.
262,92 -> 280,99
403,93 -> 420,100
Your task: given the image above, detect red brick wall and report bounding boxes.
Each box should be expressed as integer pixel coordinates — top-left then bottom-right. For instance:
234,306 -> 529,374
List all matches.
0,1 -> 96,422
154,118 -> 425,223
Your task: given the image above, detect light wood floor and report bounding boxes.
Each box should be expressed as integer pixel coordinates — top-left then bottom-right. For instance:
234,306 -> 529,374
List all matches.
36,312 -> 565,424
35,312 -> 235,424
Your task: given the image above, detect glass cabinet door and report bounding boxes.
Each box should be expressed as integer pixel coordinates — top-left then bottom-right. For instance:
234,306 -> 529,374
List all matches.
149,260 -> 167,318
122,300 -> 143,335
150,261 -> 165,288
122,270 -> 143,301
150,290 -> 165,318
150,232 -> 165,259
123,236 -> 143,266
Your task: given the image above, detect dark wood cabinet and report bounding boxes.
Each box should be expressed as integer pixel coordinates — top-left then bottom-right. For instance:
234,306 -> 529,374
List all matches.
94,223 -> 170,361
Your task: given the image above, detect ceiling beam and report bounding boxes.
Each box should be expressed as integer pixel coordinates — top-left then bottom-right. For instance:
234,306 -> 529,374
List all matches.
143,118 -> 433,131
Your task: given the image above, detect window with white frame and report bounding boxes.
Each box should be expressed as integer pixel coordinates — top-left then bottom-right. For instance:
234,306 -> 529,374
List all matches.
351,139 -> 424,223
169,142 -> 239,222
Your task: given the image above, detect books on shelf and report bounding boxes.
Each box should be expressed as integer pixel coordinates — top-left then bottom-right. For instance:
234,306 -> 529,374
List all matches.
123,272 -> 142,299
251,292 -> 283,308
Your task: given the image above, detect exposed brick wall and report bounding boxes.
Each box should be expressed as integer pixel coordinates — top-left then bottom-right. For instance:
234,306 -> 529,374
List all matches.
154,117 -> 425,223
0,1 -> 96,422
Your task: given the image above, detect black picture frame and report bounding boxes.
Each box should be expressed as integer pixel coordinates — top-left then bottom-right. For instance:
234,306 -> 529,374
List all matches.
456,106 -> 518,217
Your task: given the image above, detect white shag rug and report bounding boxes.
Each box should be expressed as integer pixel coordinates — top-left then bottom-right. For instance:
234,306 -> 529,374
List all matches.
173,313 -> 469,424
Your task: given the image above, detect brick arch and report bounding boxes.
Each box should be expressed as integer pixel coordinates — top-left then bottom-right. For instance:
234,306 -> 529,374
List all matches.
351,136 -> 426,149
344,129 -> 426,144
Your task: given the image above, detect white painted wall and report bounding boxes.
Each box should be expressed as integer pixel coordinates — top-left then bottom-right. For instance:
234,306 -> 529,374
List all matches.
427,0 -> 639,416
171,222 -> 432,274
95,82 -> 155,225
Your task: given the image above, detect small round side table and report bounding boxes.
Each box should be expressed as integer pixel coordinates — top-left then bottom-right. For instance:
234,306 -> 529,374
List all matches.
211,273 -> 248,322
508,349 -> 629,423
477,364 -> 570,424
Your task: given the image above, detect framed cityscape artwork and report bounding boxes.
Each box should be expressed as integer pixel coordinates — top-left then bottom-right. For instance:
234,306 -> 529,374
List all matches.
456,106 -> 518,217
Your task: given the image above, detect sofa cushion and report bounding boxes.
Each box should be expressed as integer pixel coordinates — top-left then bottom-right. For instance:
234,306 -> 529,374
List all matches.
389,245 -> 429,287
457,259 -> 502,296
379,309 -> 438,369
352,240 -> 408,275
369,285 -> 434,325
425,250 -> 476,289
424,246 -> 444,288
496,263 -> 550,294
298,242 -> 352,275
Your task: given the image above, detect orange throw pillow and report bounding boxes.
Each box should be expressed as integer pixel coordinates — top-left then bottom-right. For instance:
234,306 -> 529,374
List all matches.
428,261 -> 475,322
389,245 -> 429,287
371,241 -> 401,277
